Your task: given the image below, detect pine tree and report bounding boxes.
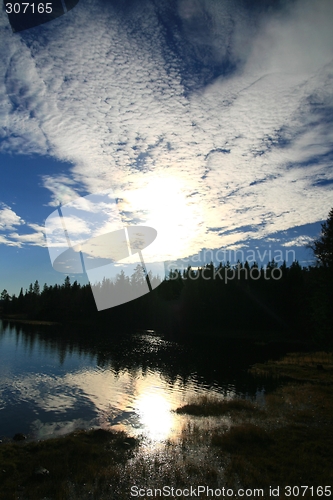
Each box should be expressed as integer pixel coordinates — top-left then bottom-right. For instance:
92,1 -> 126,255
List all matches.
307,208 -> 333,347
63,276 -> 71,289
310,208 -> 333,268
0,289 -> 10,301
33,280 -> 40,295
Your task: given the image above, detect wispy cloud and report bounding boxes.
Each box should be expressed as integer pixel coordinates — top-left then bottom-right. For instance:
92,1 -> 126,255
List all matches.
0,234 -> 22,247
0,203 -> 45,247
8,227 -> 46,247
0,0 -> 332,258
0,203 -> 24,230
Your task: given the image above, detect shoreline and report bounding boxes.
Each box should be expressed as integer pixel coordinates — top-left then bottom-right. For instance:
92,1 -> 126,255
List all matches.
1,316 -> 314,348
0,315 -> 61,326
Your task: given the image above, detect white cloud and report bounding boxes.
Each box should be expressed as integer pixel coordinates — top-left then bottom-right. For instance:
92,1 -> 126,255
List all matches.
0,203 -> 24,230
0,234 -> 22,247
42,176 -> 83,207
283,235 -> 314,248
8,229 -> 46,247
0,0 -> 332,256
0,204 -> 45,247
247,0 -> 333,75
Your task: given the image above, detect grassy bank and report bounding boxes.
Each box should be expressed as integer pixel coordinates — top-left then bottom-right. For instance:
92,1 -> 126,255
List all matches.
174,351 -> 333,497
0,429 -> 138,500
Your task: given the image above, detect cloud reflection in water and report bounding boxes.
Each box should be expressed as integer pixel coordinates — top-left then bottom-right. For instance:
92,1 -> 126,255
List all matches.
0,324 -> 237,442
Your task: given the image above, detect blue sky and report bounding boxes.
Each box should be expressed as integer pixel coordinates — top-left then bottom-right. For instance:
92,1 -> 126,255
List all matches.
1,0 -> 333,295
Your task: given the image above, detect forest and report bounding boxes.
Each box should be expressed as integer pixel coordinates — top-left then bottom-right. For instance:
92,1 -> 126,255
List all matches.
1,208 -> 333,347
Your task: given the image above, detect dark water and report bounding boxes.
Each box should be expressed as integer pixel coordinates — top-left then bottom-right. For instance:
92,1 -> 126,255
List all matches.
0,320 -> 295,442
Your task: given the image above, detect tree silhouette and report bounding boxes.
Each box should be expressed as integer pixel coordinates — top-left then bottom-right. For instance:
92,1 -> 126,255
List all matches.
306,208 -> 333,347
309,207 -> 333,268
0,289 -> 10,301
1,255 -> 332,344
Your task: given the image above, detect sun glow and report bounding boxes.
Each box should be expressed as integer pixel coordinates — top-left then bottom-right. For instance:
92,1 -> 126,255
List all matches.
119,176 -> 203,261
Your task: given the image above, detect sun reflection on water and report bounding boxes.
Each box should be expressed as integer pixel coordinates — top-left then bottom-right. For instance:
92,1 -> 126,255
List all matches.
135,390 -> 175,442
0,323 -> 240,443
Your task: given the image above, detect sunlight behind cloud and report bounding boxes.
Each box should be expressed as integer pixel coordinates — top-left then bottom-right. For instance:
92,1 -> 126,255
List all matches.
120,176 -> 204,260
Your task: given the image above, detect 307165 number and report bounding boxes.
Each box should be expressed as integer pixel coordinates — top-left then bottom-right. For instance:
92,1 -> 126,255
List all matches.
285,486 -> 331,497
5,3 -> 53,14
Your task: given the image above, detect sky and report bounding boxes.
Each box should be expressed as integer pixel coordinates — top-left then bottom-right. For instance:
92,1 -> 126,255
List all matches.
0,0 -> 333,296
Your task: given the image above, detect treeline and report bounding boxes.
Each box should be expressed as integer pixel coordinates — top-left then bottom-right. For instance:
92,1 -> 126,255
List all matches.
1,259 -> 332,346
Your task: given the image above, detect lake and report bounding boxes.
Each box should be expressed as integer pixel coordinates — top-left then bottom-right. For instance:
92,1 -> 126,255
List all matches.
0,320 -> 290,443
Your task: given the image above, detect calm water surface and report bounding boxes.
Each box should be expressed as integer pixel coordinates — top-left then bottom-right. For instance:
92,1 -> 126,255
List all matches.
0,320 -> 281,443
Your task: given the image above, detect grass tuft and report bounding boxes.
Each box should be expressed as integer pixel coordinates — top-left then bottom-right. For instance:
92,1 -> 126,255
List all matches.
175,395 -> 257,416
211,423 -> 272,452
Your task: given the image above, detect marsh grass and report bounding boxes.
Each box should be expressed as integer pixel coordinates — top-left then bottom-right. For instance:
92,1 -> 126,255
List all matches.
249,351 -> 333,382
175,394 -> 258,417
211,423 -> 272,452
171,351 -> 333,496
216,421 -> 333,493
0,429 -> 138,500
206,352 -> 333,495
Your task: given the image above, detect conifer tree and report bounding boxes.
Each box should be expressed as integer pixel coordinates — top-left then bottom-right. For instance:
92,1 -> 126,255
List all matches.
310,208 -> 333,268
